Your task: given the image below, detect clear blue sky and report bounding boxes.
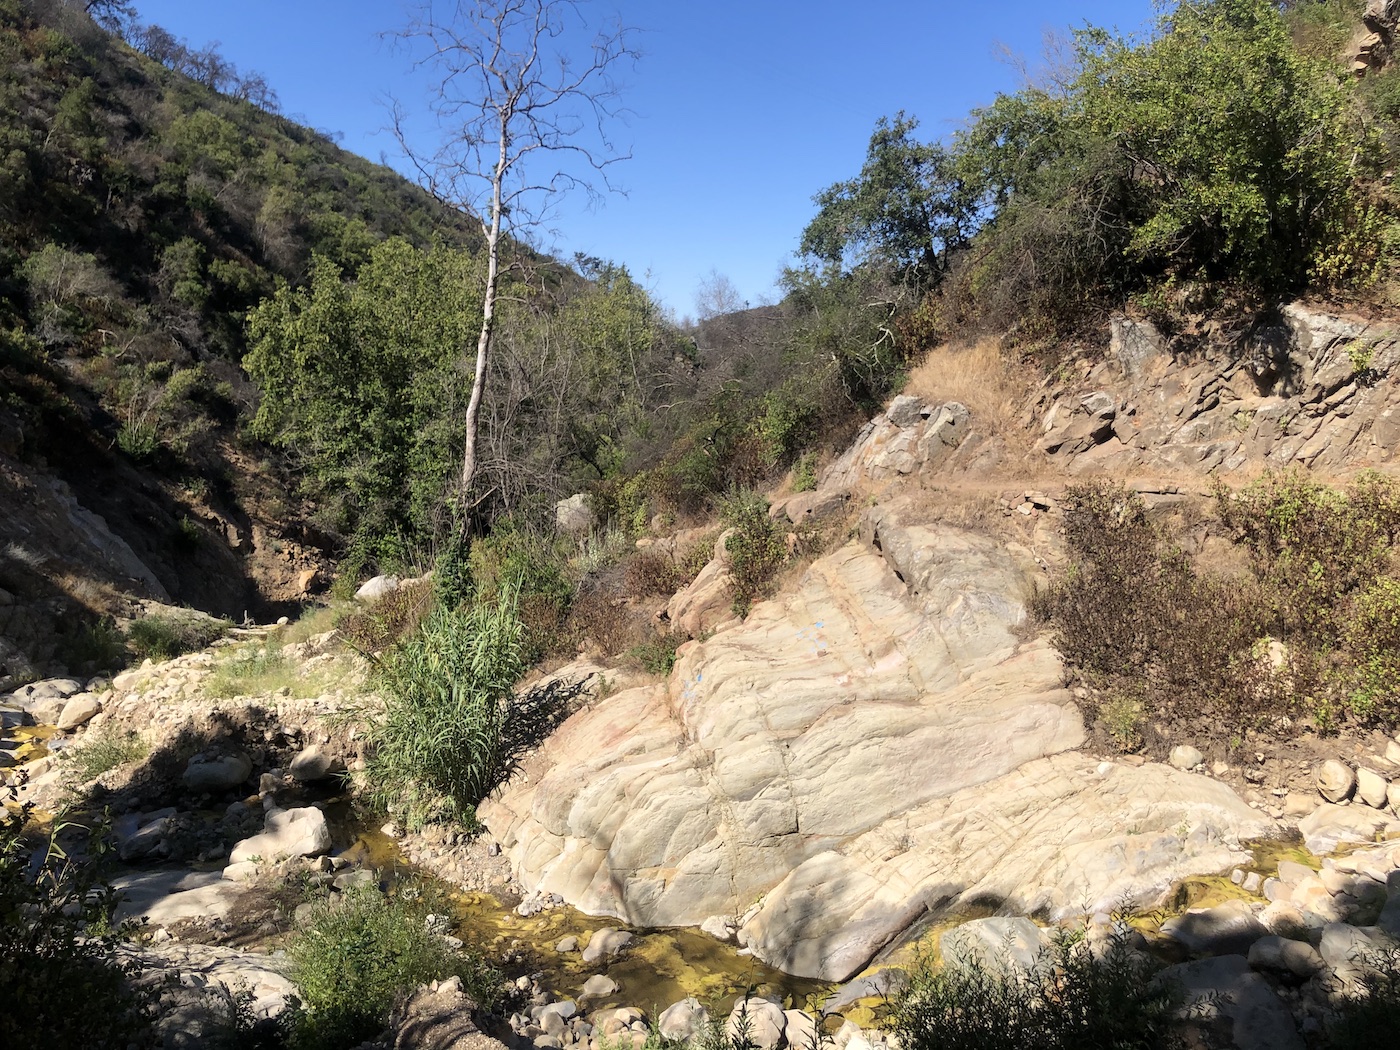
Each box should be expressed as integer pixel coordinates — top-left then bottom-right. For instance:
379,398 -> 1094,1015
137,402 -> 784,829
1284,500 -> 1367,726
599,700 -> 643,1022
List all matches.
127,1 -> 1156,317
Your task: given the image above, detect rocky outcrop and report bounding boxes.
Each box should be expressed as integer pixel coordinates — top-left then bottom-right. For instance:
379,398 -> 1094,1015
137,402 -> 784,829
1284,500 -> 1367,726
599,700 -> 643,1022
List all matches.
1032,304 -> 1400,478
482,505 -> 1271,981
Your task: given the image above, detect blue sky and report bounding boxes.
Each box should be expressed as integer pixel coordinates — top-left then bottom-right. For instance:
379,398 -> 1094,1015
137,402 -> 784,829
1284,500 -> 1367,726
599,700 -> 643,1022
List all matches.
127,1 -> 1157,316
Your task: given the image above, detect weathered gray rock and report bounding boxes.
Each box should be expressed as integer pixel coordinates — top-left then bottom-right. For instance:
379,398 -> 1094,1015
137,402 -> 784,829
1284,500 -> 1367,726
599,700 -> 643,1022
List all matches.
55,693 -> 101,731
112,869 -> 241,924
1246,935 -> 1324,978
1317,759 -> 1356,803
390,978 -> 509,1050
580,928 -> 633,965
181,751 -> 252,793
1357,766 -> 1390,809
117,808 -> 177,862
229,806 -> 332,864
289,746 -> 344,782
1169,745 -> 1203,771
580,974 -> 618,1000
940,917 -> 1050,976
726,998 -> 787,1050
1299,803 -> 1400,854
483,518 -> 1270,982
555,494 -> 595,537
658,998 -> 710,1042
1161,955 -> 1304,1050
355,574 -> 402,602
1161,900 -> 1269,957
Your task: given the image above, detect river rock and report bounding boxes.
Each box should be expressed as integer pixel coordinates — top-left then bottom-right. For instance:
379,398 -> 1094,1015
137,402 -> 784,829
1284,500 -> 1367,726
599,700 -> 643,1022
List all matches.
580,974 -> 618,999
1246,935 -> 1324,978
56,693 -> 101,731
182,750 -> 252,793
117,808 -> 177,862
1162,955 -> 1304,1050
1316,759 -> 1356,802
1169,745 -> 1203,771
289,745 -> 344,782
726,998 -> 787,1050
1162,900 -> 1269,957
229,806 -> 332,864
1357,766 -> 1390,808
782,1010 -> 817,1050
940,917 -> 1050,976
700,915 -> 737,942
556,936 -> 578,953
112,869 -> 240,924
1299,803 -> 1400,854
122,941 -> 298,1039
658,999 -> 710,1041
581,928 -> 633,964
389,978 -> 510,1050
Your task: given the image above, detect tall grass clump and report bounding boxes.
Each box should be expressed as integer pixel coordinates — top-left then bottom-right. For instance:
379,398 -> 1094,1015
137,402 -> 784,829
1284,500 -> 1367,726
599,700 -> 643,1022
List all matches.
64,729 -> 148,782
126,610 -> 229,661
286,883 -> 502,1050
888,929 -> 1182,1050
364,591 -> 525,828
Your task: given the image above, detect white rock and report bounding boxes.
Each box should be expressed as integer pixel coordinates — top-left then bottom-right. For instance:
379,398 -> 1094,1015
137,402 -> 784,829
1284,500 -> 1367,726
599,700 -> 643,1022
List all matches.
229,806 -> 332,864
580,928 -> 633,964
1169,745 -> 1204,770
354,575 -> 402,602
658,999 -> 710,1042
1316,759 -> 1356,803
726,998 -> 787,1050
1357,766 -> 1390,809
56,693 -> 101,731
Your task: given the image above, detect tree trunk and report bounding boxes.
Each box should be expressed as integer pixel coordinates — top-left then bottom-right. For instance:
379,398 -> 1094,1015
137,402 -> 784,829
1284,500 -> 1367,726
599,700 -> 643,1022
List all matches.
458,115 -> 509,520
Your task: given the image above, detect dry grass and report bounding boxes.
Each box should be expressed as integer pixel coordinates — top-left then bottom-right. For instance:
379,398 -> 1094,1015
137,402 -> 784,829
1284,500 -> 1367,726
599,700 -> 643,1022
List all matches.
905,337 -> 1030,435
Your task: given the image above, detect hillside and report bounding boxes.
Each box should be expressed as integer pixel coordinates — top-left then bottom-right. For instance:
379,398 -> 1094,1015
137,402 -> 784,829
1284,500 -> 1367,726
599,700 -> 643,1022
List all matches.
0,0 -> 489,679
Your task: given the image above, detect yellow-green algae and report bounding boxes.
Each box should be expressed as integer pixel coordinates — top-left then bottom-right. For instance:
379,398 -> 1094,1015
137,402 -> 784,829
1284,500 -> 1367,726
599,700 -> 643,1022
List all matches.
326,801 -> 832,1015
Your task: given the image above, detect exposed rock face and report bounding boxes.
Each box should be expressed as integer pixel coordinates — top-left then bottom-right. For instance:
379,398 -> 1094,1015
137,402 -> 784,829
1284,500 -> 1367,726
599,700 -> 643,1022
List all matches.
481,507 -> 1271,981
1033,305 -> 1400,477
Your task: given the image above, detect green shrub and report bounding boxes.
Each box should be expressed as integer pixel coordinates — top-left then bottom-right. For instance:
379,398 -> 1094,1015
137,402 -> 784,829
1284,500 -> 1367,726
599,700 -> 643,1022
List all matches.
64,729 -> 147,782
365,594 -> 526,828
0,787 -> 155,1048
791,453 -> 818,494
888,927 -> 1183,1050
116,419 -> 158,461
1325,941 -> 1400,1049
468,523 -> 574,663
59,615 -> 127,672
1343,575 -> 1400,724
126,611 -> 230,661
627,634 -> 682,677
719,489 -> 791,619
286,883 -> 501,1050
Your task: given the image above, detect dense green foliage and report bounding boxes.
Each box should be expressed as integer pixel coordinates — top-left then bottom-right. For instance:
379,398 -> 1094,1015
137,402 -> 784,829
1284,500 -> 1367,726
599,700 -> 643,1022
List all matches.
286,883 -> 501,1050
803,0 -> 1397,343
889,929 -> 1181,1050
1037,473 -> 1400,748
0,789 -> 155,1048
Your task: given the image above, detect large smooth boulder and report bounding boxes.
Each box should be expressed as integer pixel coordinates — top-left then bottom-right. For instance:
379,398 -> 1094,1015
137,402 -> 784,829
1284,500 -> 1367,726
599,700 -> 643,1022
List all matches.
482,512 -> 1271,981
1317,759 -> 1356,803
1299,803 -> 1400,854
1161,900 -> 1269,957
726,998 -> 786,1050
229,806 -> 332,864
56,693 -> 101,731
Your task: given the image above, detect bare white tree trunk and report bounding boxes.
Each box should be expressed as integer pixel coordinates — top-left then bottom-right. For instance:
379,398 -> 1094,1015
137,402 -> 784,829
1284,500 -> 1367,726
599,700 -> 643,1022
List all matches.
393,0 -> 636,527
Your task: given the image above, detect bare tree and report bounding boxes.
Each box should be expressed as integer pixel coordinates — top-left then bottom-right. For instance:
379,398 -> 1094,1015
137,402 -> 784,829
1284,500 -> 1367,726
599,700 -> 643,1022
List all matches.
392,0 -> 637,522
